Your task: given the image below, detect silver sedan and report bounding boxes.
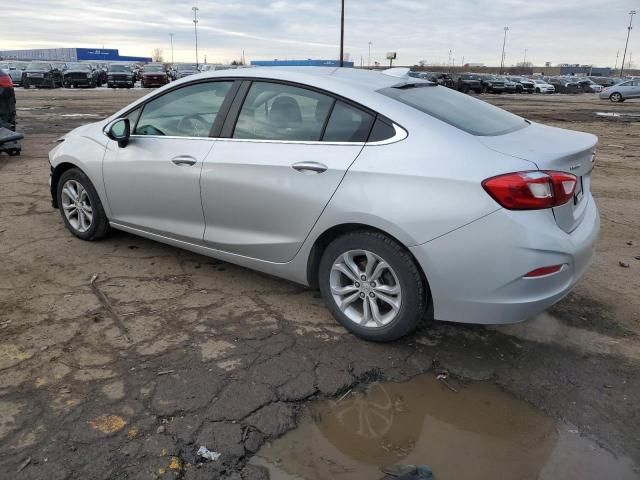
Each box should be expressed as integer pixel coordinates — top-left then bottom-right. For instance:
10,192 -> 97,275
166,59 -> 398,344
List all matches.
599,79 -> 640,102
49,67 -> 599,341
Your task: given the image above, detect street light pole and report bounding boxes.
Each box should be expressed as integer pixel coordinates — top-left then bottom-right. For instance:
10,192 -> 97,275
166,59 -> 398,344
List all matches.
339,0 -> 345,67
500,26 -> 509,74
192,6 -> 200,68
620,10 -> 636,77
169,33 -> 174,64
368,41 -> 372,69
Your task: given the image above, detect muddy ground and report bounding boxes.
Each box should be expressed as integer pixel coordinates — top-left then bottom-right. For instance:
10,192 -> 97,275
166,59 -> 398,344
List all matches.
0,88 -> 639,479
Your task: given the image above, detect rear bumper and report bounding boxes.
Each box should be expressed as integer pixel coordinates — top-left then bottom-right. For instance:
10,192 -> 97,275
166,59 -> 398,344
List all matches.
410,195 -> 599,325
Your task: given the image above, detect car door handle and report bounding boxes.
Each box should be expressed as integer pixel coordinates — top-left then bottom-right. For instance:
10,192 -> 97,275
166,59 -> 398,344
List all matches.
171,155 -> 197,166
292,161 -> 328,174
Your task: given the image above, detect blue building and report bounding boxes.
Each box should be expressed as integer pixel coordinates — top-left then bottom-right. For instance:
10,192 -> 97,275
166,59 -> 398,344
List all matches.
251,59 -> 354,67
0,47 -> 151,63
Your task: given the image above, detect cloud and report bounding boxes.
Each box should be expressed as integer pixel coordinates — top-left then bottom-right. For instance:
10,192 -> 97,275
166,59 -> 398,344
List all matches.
1,0 -> 637,67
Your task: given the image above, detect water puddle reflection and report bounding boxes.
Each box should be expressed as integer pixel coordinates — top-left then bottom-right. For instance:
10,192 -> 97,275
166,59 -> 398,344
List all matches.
253,375 -> 638,480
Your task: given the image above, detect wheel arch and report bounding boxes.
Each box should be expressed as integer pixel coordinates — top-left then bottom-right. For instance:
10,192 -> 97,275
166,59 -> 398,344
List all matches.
306,223 -> 431,305
50,162 -> 80,208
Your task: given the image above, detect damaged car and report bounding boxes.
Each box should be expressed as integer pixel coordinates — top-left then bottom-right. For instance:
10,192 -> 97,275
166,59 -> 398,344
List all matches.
22,62 -> 63,89
107,64 -> 136,89
63,63 -> 100,88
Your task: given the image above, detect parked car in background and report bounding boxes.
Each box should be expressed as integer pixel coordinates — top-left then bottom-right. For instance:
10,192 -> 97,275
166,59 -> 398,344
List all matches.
141,64 -> 169,88
532,79 -> 555,94
479,75 -> 506,93
107,64 -> 136,89
22,63 -> 63,89
174,63 -> 199,79
588,77 -> 616,87
1,62 -> 27,87
507,76 -> 535,93
496,76 -> 518,93
48,67 -> 600,342
546,77 -> 580,94
0,68 -> 16,130
600,80 -> 640,102
63,63 -> 100,88
453,73 -> 483,93
573,78 -> 602,93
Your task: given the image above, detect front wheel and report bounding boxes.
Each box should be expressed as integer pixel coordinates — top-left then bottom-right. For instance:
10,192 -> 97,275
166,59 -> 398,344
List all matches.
319,230 -> 427,342
57,168 -> 110,241
610,92 -> 623,103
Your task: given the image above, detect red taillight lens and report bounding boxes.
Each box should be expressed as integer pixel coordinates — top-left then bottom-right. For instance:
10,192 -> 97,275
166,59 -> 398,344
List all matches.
524,265 -> 564,277
482,171 -> 577,210
0,75 -> 13,88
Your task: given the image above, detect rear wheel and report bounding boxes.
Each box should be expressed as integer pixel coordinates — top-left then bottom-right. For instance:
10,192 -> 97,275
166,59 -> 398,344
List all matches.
610,92 -> 623,103
319,230 -> 427,342
57,168 -> 109,241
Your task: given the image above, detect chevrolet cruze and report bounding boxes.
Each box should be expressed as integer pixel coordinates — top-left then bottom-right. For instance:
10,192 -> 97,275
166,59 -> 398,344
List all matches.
49,67 -> 599,341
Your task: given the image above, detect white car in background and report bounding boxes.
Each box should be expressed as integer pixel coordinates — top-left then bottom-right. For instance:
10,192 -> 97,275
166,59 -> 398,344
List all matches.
533,79 -> 555,94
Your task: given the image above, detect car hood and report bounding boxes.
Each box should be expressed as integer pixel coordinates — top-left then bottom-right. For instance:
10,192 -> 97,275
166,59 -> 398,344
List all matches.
143,72 -> 166,76
65,70 -> 92,74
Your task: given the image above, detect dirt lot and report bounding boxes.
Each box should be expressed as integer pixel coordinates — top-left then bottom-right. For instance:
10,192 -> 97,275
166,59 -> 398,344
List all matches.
0,88 -> 639,479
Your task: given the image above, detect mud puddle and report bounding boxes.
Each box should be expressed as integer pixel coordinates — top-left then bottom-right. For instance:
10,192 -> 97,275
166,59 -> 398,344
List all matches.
252,375 -> 639,480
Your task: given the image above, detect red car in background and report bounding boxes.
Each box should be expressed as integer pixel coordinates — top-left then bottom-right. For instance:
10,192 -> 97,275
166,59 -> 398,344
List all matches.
141,64 -> 169,88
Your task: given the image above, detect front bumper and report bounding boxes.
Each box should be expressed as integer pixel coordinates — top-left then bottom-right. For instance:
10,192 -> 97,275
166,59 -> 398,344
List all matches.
410,195 -> 599,325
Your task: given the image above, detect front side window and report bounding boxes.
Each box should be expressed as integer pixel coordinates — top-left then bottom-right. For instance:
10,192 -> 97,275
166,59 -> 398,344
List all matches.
134,81 -> 233,137
233,82 -> 333,141
380,84 -> 527,136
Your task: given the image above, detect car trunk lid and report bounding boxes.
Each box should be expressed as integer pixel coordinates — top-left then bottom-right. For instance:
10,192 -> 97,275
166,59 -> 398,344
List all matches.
479,122 -> 597,233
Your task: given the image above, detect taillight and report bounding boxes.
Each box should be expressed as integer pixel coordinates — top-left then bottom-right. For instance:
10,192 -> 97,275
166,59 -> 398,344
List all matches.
524,264 -> 564,277
0,75 -> 13,88
482,171 -> 577,210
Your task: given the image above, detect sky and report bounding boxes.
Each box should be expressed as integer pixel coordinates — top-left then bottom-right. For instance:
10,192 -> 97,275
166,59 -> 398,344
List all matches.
1,0 -> 638,67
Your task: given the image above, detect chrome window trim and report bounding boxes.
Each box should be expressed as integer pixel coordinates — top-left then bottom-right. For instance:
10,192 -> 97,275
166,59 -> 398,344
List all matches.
121,122 -> 406,146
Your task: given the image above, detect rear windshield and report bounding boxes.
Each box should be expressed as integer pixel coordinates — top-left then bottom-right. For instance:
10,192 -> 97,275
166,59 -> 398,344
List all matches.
379,84 -> 528,136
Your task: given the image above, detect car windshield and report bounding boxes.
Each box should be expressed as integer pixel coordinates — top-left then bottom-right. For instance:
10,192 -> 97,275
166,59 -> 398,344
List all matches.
177,64 -> 197,71
380,84 -> 528,136
67,63 -> 91,71
461,75 -> 479,80
145,65 -> 165,72
26,63 -> 48,71
109,65 -> 130,72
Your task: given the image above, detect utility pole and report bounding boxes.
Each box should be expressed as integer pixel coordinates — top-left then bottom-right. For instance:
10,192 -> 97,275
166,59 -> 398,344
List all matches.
339,0 -> 345,66
448,49 -> 452,73
614,50 -> 620,70
523,48 -> 527,66
192,6 -> 200,68
169,33 -> 174,64
499,26 -> 509,74
620,10 -> 636,77
368,41 -> 372,68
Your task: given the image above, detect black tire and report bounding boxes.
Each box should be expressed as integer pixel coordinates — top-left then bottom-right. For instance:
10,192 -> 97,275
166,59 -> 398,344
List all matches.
23,80 -> 30,89
56,168 -> 110,241
610,92 -> 623,103
318,230 -> 427,342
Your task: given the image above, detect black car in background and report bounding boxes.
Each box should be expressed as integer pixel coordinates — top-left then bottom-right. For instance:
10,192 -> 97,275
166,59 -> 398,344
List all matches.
588,76 -> 616,87
453,73 -> 483,93
63,63 -> 100,88
107,64 -> 136,89
546,77 -> 580,93
478,75 -> 507,93
507,76 -> 535,93
0,68 -> 16,130
22,63 -> 63,89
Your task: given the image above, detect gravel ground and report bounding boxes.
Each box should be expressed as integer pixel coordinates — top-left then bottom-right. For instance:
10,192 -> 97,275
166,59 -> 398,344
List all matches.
0,88 -> 638,479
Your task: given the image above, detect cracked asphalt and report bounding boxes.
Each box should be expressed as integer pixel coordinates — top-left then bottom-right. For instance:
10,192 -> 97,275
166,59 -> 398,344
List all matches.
0,88 -> 639,479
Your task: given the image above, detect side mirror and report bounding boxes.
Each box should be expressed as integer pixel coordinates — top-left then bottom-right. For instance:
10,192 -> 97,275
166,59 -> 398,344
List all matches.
106,118 -> 130,148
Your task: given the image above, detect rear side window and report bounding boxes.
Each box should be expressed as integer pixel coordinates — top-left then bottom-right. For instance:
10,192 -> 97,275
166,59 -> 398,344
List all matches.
233,82 -> 333,141
379,85 -> 527,136
323,101 -> 374,142
368,118 -> 396,142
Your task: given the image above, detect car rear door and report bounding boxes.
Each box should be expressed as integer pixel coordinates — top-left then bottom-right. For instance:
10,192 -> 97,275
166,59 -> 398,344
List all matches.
199,80 -> 374,263
102,80 -> 236,243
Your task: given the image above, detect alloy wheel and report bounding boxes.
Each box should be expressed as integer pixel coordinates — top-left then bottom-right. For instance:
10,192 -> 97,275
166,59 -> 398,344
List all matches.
61,179 -> 93,233
329,250 -> 402,329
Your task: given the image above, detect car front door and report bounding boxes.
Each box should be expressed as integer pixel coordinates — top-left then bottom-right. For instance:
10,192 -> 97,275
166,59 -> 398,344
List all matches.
200,80 -> 375,263
629,81 -> 640,98
102,80 -> 235,243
